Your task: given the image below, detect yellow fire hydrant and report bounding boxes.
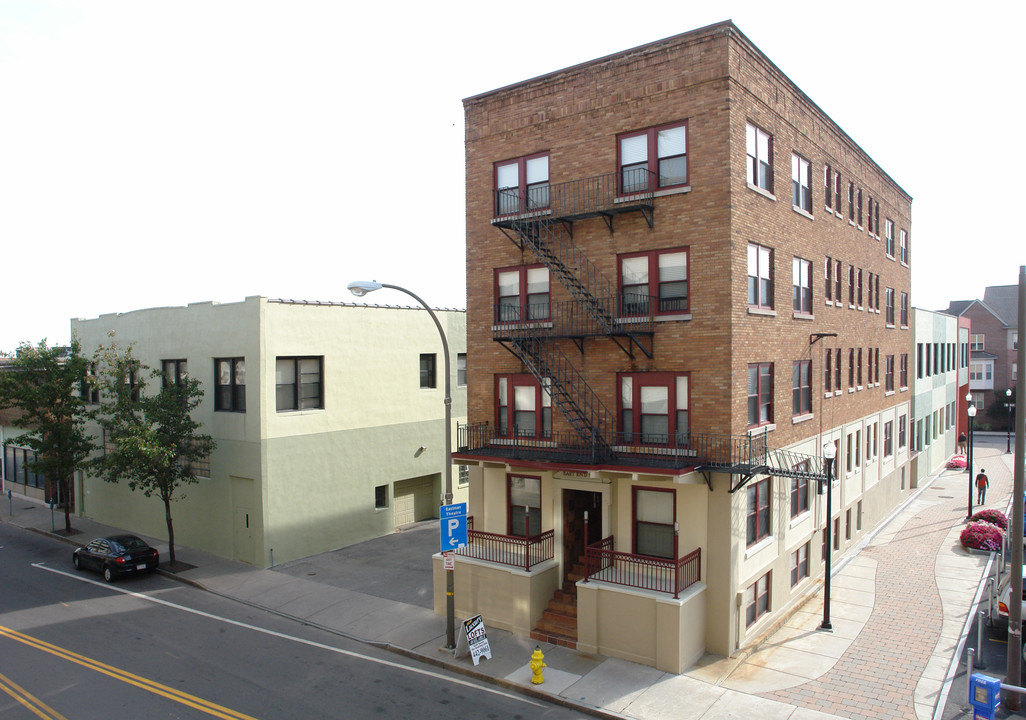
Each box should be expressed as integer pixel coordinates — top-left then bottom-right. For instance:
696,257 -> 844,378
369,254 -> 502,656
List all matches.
529,646 -> 546,685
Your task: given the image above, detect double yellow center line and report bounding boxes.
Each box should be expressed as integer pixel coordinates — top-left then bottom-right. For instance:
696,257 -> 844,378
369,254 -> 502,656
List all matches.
0,625 -> 258,720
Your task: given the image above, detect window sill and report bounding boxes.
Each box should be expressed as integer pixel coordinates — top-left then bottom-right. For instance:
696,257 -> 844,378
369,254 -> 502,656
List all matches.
823,392 -> 833,399
747,183 -> 776,201
886,324 -> 896,330
655,313 -> 693,322
886,253 -> 895,262
857,385 -> 864,392
792,311 -> 814,321
276,408 -> 325,415
848,388 -> 855,394
835,211 -> 843,220
789,512 -> 810,529
834,390 -> 842,397
900,386 -> 908,392
652,185 -> 691,199
792,205 -> 814,221
857,305 -> 864,312
849,220 -> 856,227
900,262 -> 909,269
747,423 -> 776,437
747,307 -> 777,317
613,185 -> 691,205
885,390 -> 895,397
900,324 -> 909,330
848,304 -> 855,310
745,535 -> 774,559
792,413 -> 814,425
825,299 -> 833,306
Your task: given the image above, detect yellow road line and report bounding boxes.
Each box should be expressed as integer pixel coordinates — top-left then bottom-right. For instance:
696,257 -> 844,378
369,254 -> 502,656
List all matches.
0,626 -> 259,720
0,670 -> 69,720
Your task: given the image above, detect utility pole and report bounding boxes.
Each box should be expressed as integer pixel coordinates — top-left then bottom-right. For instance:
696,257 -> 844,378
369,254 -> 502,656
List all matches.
1004,265 -> 1025,710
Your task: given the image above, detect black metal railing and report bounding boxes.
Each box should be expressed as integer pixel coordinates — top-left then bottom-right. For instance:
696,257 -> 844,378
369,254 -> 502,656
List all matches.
492,170 -> 655,224
493,295 -> 658,340
457,422 -> 781,472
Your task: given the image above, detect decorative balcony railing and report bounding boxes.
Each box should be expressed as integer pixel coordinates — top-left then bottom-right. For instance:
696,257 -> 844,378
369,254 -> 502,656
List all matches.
584,536 -> 701,599
455,516 -> 554,571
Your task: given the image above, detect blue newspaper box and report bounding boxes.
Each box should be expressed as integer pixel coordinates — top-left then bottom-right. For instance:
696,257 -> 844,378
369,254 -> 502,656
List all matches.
968,673 -> 1001,719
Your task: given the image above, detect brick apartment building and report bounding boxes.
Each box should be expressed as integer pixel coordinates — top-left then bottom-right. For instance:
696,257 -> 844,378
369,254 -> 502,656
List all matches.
445,21 -> 913,672
945,285 -> 1018,427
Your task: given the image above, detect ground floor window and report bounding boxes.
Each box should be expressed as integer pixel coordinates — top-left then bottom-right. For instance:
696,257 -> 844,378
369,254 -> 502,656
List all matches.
3,445 -> 45,489
745,572 -> 770,627
375,484 -> 388,509
633,486 -> 675,559
508,474 -> 541,537
790,543 -> 809,587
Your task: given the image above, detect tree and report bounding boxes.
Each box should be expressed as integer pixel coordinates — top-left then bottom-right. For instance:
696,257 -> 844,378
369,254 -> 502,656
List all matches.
986,386 -> 1017,429
88,339 -> 215,566
0,339 -> 94,533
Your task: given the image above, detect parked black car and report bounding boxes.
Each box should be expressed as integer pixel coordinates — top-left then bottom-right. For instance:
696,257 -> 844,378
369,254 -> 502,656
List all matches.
72,535 -> 159,582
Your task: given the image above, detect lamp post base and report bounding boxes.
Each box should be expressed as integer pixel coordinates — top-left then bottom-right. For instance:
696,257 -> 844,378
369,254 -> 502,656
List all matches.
818,622 -> 833,632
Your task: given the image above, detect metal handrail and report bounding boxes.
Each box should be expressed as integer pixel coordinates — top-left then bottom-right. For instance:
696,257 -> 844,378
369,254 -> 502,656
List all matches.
584,539 -> 701,599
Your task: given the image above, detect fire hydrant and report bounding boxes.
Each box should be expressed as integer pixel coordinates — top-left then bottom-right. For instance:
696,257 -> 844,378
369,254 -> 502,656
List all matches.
529,646 -> 546,684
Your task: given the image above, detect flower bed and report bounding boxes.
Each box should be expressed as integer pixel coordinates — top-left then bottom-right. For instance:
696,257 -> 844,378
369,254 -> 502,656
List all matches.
960,521 -> 1003,552
969,509 -> 1008,530
946,455 -> 967,469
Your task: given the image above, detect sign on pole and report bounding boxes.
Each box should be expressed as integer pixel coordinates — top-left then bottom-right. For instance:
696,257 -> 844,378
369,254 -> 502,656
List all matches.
443,552 -> 455,571
440,502 -> 467,554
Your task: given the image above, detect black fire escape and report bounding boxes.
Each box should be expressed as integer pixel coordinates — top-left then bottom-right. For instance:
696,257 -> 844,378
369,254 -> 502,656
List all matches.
456,170 -> 828,486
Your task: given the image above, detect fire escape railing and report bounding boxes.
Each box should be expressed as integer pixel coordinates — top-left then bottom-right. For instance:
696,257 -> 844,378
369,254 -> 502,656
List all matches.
492,295 -> 657,344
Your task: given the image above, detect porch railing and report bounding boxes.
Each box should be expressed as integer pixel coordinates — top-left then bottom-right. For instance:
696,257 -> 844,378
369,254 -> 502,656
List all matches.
455,516 -> 554,571
584,537 -> 701,599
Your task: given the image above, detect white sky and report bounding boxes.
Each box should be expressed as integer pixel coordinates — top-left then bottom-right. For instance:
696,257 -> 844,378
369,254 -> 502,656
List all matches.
1,0 -> 1021,352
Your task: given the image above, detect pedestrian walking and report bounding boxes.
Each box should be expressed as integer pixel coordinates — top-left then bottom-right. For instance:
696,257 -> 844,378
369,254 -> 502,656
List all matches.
958,432 -> 967,455
976,469 -> 989,505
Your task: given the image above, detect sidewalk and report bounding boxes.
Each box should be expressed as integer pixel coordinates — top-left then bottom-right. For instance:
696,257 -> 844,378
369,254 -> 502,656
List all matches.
2,439 -> 1021,720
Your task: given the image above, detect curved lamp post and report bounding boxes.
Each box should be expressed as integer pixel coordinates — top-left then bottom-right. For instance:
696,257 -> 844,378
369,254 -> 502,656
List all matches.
347,280 -> 456,650
820,440 -> 836,632
966,395 -> 977,519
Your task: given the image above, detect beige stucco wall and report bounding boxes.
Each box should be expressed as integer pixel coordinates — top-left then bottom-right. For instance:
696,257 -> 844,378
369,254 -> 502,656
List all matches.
71,296 -> 467,566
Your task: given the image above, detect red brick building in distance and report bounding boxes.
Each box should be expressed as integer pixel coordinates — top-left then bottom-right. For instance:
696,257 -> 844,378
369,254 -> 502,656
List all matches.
445,21 -> 913,671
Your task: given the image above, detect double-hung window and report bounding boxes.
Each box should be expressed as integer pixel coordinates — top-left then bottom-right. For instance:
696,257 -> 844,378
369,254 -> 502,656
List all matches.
633,487 -> 675,559
747,363 -> 773,427
900,292 -> 909,327
791,462 -> 810,518
835,347 -> 842,391
834,259 -> 842,303
495,265 -> 550,323
899,415 -> 907,449
833,171 -> 842,214
619,373 -> 689,446
420,354 -> 436,389
847,265 -> 855,306
619,122 -> 687,193
214,358 -> 246,412
747,478 -> 771,546
900,229 -> 909,265
824,166 -> 832,209
885,219 -> 895,257
496,374 -> 551,439
494,153 -> 549,216
619,248 -> 688,316
825,349 -> 833,392
457,353 -> 467,387
746,123 -> 772,191
885,288 -> 895,326
508,474 -> 541,538
792,257 -> 811,314
791,153 -> 811,212
791,543 -> 810,587
747,243 -> 773,309
856,269 -> 863,308
884,421 -> 894,457
885,355 -> 895,392
275,356 -> 323,411
792,360 -> 811,416
745,572 -> 770,627
900,354 -> 908,389
825,257 -> 833,302
162,359 -> 188,388
847,182 -> 855,222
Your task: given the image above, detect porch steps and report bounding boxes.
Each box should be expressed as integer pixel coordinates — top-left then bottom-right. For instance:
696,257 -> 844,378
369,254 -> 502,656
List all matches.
530,560 -> 586,649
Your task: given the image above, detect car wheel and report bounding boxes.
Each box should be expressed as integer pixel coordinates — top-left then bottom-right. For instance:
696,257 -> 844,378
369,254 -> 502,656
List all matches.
73,555 -> 81,571
103,565 -> 115,583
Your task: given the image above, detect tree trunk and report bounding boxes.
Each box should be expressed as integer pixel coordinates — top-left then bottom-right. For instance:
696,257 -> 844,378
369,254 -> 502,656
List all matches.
164,495 -> 176,567
61,474 -> 72,533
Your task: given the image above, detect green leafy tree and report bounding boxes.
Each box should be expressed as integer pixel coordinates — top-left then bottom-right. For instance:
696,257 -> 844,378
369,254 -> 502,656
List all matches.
88,339 -> 215,566
0,339 -> 94,533
986,387 -> 1017,429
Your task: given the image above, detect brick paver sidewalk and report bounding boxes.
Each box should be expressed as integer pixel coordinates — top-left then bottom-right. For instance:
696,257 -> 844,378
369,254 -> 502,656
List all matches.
762,445 -> 1014,720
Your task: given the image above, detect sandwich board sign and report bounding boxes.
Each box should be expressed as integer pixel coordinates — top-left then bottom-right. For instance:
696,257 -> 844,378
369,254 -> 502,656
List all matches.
459,614 -> 491,666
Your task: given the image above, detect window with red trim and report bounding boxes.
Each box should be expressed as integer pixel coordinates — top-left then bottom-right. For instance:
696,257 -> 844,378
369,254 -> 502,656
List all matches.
618,373 -> 689,446
633,486 -> 675,559
747,363 -> 773,427
618,122 -> 687,194
494,153 -> 549,216
791,543 -> 809,587
494,265 -> 550,323
507,474 -> 541,538
792,361 -> 811,416
745,571 -> 770,626
618,248 -> 688,316
747,243 -> 773,309
495,374 -> 551,439
746,478 -> 770,546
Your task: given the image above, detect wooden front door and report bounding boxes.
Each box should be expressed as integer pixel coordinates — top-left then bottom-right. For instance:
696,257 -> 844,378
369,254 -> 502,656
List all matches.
562,489 -> 602,583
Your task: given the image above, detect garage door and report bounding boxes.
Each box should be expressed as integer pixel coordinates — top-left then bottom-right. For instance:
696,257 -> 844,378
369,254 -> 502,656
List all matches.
392,476 -> 436,527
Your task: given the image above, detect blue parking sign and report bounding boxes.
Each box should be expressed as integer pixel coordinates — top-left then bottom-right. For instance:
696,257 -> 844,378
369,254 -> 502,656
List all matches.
440,503 -> 467,553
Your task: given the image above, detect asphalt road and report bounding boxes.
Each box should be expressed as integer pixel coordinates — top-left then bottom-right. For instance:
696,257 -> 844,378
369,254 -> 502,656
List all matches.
0,522 -> 586,719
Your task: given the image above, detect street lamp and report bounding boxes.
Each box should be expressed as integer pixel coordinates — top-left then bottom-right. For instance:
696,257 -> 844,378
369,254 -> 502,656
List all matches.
820,440 -> 836,632
966,396 -> 977,520
1008,389 -> 1014,453
347,280 -> 456,650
